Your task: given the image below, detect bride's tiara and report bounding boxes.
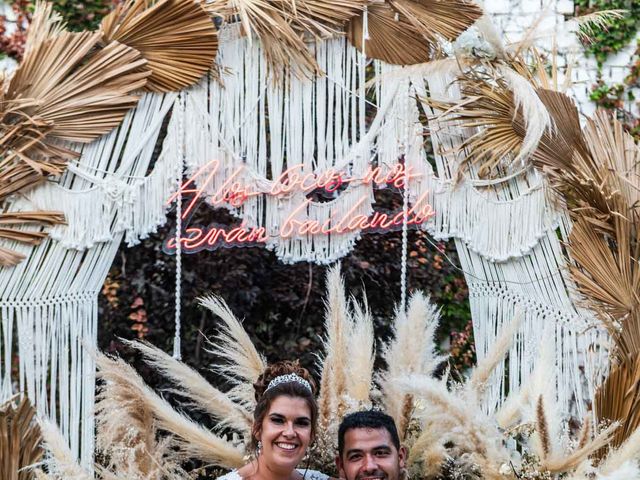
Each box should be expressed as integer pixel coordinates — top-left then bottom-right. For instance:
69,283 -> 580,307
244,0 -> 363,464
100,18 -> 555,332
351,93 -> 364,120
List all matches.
265,373 -> 312,394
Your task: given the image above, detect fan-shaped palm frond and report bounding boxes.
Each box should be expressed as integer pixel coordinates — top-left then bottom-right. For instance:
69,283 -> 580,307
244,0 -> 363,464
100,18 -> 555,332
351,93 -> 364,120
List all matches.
347,0 -> 481,65
348,3 -> 431,66
0,211 -> 65,266
203,0 -> 366,76
101,0 -> 217,92
0,395 -> 43,480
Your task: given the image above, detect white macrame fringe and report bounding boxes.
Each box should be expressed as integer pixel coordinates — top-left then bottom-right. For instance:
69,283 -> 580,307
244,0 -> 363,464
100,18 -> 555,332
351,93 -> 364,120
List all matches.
467,280 -> 609,416
0,91 -> 177,468
422,71 -> 609,417
25,93 -> 181,250
169,27 -> 387,264
8,295 -> 98,465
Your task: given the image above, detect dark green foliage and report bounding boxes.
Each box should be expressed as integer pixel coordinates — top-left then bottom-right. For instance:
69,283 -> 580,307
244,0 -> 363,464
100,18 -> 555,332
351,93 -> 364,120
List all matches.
48,0 -> 120,32
574,0 -> 640,65
574,1 -> 640,140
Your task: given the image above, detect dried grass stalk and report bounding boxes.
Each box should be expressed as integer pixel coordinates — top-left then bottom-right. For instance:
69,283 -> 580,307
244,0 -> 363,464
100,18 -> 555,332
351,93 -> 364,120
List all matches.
124,339 -> 252,435
96,351 -> 245,468
38,419 -> 92,480
317,265 -> 350,429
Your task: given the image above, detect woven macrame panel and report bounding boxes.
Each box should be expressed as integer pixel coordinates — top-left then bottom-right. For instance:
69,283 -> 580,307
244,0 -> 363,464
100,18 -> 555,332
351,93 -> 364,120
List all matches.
419,73 -> 609,416
0,92 -> 179,466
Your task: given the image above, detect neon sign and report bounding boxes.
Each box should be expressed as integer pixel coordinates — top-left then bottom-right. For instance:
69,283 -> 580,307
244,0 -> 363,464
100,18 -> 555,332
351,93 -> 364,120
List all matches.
163,160 -> 435,254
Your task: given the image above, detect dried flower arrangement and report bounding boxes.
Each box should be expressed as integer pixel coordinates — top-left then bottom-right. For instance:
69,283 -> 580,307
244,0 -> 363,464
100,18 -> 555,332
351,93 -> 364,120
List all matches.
32,266 -> 640,479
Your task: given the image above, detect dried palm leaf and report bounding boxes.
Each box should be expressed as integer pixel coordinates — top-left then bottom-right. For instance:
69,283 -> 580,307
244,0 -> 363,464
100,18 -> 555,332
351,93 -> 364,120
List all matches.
423,76 -> 520,176
0,211 -> 66,266
347,3 -> 431,65
269,0 -> 365,37
0,2 -> 149,214
21,2 -> 65,57
423,66 -> 553,177
0,395 -> 43,480
203,0 -> 322,78
199,294 -> 266,408
388,0 -> 482,44
568,219 -> 637,331
595,354 -> 640,454
204,0 -> 366,76
7,35 -> 148,143
101,0 -> 217,92
124,339 -> 252,435
96,351 -> 245,468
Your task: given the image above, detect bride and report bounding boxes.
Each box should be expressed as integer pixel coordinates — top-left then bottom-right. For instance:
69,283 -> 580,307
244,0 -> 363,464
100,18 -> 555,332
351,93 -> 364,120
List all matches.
218,361 -> 328,480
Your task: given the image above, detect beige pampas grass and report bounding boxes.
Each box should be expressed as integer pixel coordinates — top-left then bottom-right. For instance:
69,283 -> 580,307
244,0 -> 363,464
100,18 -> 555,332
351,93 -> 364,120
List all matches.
38,419 -> 93,480
199,294 -> 266,408
124,339 -> 251,435
317,265 -> 351,428
96,351 -> 244,469
467,310 -> 521,399
379,292 -> 445,439
395,374 -> 509,476
345,299 -> 375,405
599,427 -> 640,476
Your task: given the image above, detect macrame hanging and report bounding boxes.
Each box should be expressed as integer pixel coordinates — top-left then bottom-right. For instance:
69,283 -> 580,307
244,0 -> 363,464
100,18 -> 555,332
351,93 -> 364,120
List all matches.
168,26 -> 422,264
0,92 -> 181,466
410,72 -> 609,416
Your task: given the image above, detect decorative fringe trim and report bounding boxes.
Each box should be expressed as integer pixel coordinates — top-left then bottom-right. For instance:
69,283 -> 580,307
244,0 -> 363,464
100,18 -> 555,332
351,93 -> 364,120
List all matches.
22,92 -> 181,250
411,169 -> 561,262
418,70 -> 609,418
1,294 -> 98,467
0,93 -> 176,470
468,281 -> 609,417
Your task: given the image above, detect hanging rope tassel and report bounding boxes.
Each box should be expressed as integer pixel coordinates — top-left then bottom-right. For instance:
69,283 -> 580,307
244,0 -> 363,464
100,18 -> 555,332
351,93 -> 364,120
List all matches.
400,155 -> 410,313
173,93 -> 185,360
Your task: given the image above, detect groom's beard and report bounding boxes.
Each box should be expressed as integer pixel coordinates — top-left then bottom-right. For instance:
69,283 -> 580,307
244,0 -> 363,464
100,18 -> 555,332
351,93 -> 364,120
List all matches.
355,471 -> 388,480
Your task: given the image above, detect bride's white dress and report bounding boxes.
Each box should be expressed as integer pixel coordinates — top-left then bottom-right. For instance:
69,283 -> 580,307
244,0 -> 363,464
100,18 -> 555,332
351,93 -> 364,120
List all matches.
217,469 -> 329,480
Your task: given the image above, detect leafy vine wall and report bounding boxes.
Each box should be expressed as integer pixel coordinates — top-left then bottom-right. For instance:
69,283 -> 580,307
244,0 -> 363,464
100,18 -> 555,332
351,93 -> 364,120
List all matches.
485,0 -> 640,137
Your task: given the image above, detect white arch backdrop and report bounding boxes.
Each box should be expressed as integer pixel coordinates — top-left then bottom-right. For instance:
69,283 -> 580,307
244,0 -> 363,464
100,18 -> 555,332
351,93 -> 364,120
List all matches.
0,27 -> 606,466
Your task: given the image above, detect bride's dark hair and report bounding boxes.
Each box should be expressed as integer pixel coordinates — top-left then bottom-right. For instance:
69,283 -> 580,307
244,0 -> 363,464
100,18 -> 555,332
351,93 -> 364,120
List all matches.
250,360 -> 318,452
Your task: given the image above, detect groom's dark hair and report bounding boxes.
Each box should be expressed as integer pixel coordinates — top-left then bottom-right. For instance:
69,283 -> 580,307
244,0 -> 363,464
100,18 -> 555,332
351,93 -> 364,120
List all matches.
338,410 -> 401,455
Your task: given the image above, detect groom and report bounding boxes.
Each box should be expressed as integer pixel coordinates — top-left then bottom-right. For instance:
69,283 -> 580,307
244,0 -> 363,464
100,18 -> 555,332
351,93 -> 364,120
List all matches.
336,410 -> 407,480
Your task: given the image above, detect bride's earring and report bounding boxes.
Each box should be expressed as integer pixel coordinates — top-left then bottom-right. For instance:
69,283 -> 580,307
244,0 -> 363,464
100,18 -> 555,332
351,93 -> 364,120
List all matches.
256,440 -> 263,456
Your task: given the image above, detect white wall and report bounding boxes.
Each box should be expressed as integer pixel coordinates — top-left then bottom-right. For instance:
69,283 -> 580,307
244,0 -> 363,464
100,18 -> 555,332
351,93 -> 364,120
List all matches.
485,0 -> 639,116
